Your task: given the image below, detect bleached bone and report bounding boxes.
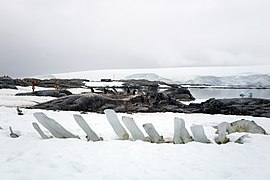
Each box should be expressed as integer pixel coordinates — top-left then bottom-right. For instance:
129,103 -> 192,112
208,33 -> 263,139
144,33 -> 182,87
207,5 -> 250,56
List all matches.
104,109 -> 129,140
9,126 -> 19,138
235,134 -> 249,144
215,122 -> 230,144
215,120 -> 267,135
190,125 -> 209,143
226,119 -> 267,135
32,122 -> 52,139
122,116 -> 147,141
73,114 -> 102,141
173,117 -> 193,144
142,123 -> 164,143
33,112 -> 79,139
173,118 -> 183,144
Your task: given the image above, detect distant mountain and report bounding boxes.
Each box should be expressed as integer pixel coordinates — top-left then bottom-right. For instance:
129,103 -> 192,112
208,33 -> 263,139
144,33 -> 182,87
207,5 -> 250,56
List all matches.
38,65 -> 270,87
185,74 -> 270,87
125,73 -> 173,83
125,73 -> 270,87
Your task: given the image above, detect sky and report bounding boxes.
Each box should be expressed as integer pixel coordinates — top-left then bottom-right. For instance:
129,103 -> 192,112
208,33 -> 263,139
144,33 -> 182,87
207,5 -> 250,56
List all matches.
0,0 -> 270,77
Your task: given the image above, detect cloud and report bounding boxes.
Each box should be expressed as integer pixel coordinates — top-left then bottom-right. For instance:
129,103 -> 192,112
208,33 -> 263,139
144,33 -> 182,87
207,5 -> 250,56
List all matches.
0,0 -> 270,77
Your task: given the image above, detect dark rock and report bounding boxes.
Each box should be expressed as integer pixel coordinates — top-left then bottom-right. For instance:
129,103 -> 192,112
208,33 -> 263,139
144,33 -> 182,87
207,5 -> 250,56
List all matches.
100,104 -> 117,111
0,76 -> 31,89
30,93 -> 123,112
193,98 -> 270,118
23,78 -> 89,89
16,90 -> 72,97
163,87 -> 195,101
0,76 -> 88,89
113,105 -> 127,112
29,92 -> 187,113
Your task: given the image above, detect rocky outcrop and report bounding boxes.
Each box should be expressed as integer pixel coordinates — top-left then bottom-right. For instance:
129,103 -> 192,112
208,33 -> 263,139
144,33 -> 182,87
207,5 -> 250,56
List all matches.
30,94 -> 270,118
0,76 -> 30,89
16,90 -> 72,97
0,76 -> 88,89
30,93 -> 187,113
122,79 -> 194,101
23,78 -> 89,88
163,87 -> 195,101
192,98 -> 270,118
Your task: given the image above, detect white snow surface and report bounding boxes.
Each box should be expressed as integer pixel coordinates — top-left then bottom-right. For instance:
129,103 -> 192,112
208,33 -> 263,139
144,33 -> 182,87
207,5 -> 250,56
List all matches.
1,88 -> 270,179
0,86 -> 56,107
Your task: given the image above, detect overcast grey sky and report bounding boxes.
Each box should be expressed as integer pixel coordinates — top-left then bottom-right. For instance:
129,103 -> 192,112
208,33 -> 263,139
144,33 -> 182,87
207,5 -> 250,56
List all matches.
0,0 -> 270,77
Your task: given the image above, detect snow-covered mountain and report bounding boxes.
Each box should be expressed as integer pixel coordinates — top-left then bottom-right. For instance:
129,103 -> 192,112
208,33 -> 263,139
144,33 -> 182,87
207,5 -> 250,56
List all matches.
125,73 -> 173,83
125,73 -> 270,87
35,65 -> 270,87
185,74 -> 270,87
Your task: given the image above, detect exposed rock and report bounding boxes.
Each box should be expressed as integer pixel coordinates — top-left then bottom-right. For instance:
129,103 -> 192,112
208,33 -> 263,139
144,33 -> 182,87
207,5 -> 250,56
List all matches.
122,79 -> 193,101
163,87 -> 195,101
30,93 -> 123,112
23,78 -> 89,88
0,76 -> 30,89
29,91 -> 270,118
29,92 -> 187,113
195,98 -> 270,118
16,89 -> 72,97
0,76 -> 88,89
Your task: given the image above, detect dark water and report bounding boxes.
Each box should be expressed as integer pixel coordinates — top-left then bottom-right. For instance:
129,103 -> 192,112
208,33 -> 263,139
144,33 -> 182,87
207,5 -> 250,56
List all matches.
188,88 -> 270,99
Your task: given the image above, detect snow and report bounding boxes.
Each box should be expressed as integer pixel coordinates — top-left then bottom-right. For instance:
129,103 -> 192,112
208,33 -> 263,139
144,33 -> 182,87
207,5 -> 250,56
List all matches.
0,86 -> 56,107
1,106 -> 270,180
1,87 -> 270,180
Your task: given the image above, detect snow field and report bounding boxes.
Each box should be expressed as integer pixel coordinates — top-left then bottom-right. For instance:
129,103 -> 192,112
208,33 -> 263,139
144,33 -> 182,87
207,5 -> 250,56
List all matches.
1,106 -> 270,180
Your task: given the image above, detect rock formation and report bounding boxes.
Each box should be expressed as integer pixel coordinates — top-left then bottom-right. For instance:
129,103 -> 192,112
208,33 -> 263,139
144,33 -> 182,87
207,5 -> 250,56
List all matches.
16,89 -> 72,97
